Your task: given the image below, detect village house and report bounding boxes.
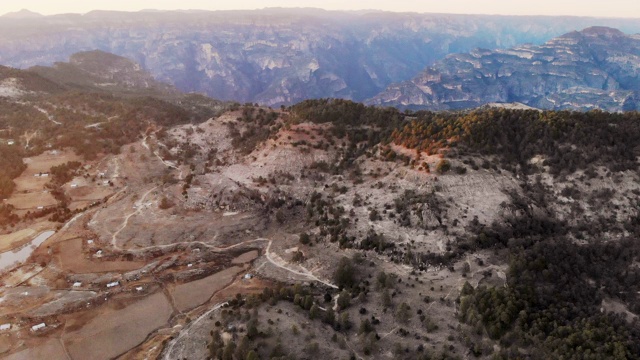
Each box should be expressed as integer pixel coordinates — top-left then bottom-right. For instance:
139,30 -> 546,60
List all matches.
30,323 -> 46,332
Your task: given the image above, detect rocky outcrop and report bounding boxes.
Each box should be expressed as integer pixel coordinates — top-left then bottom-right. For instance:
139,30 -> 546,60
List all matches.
2,10 -> 640,105
367,27 -> 640,112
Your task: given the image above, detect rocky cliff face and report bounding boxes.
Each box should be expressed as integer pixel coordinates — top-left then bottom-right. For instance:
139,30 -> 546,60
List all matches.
2,10 -> 640,105
367,27 -> 640,112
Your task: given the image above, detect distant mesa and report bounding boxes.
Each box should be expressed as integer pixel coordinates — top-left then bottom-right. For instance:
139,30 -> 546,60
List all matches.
579,26 -> 626,38
1,9 -> 43,19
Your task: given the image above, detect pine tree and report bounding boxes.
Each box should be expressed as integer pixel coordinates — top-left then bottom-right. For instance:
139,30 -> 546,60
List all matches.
337,290 -> 351,310
208,329 -> 223,359
246,350 -> 258,360
310,304 -> 320,320
222,341 -> 236,360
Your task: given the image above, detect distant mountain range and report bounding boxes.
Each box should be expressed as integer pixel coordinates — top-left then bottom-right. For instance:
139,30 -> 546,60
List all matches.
2,9 -> 640,106
366,27 -> 640,112
0,9 -> 42,19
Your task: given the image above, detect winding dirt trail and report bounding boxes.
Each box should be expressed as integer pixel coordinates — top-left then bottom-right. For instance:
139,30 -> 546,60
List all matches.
110,186 -> 158,250
34,106 -> 62,125
158,238 -> 337,359
264,240 -> 338,289
162,301 -> 229,360
111,220 -> 338,289
142,135 -> 177,169
104,187 -> 337,286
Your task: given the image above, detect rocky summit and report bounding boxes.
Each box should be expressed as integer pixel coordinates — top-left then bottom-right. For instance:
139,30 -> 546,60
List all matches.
368,27 -> 640,111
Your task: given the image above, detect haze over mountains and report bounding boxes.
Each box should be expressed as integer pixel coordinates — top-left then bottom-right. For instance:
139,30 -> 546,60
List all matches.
2,7 -> 640,360
2,9 -> 640,107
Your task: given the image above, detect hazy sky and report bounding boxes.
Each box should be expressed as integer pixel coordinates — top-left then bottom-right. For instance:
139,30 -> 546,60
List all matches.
2,0 -> 640,18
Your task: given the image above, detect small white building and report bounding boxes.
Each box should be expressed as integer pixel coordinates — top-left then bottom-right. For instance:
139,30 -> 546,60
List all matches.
244,274 -> 253,280
37,206 -> 44,210
70,184 -> 78,188
73,282 -> 82,287
6,140 -> 15,146
0,324 -> 11,331
31,323 -> 46,332
87,240 -> 94,244
41,173 -> 49,177
106,281 -> 120,288
135,286 -> 144,291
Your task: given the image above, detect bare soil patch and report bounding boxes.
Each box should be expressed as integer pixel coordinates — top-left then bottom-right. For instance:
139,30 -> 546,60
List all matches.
22,150 -> 81,176
54,238 -> 143,273
3,338 -> 68,360
67,183 -> 113,201
5,192 -> 57,211
12,176 -> 48,194
1,264 -> 44,287
0,228 -> 36,252
170,266 -> 244,312
601,298 -> 638,321
63,292 -> 172,360
7,149 -> 82,214
231,250 -> 259,264
211,276 -> 270,304
0,336 -> 12,356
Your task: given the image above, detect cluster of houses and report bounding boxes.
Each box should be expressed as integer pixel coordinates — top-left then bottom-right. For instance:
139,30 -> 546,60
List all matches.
0,322 -> 48,333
